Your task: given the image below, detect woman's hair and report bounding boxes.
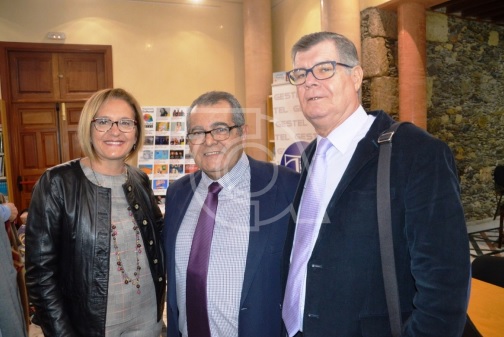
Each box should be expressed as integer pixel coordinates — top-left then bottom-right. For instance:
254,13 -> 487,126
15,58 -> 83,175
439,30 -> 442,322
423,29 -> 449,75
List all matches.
186,91 -> 245,135
78,88 -> 145,162
291,31 -> 360,68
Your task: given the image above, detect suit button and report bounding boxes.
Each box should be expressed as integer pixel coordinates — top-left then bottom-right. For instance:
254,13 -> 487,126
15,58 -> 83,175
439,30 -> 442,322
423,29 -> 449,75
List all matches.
128,186 -> 132,191
158,277 -> 163,282
134,204 -> 140,210
149,240 -> 154,245
143,219 -> 148,226
153,259 -> 158,264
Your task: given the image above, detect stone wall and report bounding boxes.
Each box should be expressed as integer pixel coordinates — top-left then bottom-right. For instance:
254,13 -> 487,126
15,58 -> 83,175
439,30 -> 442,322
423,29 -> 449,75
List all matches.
361,7 -> 504,220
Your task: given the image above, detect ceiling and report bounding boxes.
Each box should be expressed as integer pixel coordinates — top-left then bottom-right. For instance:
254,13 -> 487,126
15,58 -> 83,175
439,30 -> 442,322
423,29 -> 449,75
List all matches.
429,0 -> 504,26
128,0 -> 504,26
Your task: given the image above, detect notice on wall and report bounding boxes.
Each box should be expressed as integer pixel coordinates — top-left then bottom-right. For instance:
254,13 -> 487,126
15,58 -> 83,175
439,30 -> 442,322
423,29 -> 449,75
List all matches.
137,106 -> 198,196
271,72 -> 316,172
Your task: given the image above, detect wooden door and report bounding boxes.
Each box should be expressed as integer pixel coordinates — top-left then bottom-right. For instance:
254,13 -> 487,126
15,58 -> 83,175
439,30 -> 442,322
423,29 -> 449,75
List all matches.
13,103 -> 61,207
9,51 -> 108,101
0,42 -> 113,210
14,102 -> 85,208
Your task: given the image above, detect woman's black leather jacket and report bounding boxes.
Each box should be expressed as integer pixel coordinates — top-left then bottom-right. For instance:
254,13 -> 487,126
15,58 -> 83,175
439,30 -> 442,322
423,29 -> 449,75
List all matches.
25,160 -> 166,337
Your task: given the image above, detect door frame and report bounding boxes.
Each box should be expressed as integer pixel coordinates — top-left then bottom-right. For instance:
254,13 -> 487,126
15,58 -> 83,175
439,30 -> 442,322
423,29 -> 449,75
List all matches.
0,41 -> 113,207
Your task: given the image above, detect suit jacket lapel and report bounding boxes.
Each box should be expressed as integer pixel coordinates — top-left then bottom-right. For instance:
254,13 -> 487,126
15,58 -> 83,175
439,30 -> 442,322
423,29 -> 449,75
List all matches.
327,111 -> 392,209
167,172 -> 201,313
285,111 -> 393,256
240,157 -> 276,306
173,172 -> 202,234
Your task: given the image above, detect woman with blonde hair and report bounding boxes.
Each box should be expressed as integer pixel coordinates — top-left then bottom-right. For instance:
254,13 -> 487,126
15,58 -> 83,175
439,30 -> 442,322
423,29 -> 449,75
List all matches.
26,88 -> 165,337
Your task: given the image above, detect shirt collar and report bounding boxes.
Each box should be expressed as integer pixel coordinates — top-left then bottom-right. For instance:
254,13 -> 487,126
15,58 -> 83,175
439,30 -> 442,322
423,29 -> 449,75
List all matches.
323,105 -> 369,154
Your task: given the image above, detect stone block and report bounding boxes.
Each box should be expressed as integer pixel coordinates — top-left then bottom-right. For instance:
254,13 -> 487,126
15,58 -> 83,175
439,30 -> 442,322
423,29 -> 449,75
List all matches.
427,11 -> 448,43
370,76 -> 398,114
362,37 -> 389,78
488,31 -> 499,46
361,7 -> 397,39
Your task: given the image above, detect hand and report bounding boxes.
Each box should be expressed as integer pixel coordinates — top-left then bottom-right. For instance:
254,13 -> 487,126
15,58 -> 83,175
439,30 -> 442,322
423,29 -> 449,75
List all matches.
5,202 -> 18,222
20,211 -> 28,225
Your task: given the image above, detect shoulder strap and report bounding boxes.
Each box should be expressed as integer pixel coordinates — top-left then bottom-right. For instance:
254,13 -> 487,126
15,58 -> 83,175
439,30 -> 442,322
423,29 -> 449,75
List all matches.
377,121 -> 406,337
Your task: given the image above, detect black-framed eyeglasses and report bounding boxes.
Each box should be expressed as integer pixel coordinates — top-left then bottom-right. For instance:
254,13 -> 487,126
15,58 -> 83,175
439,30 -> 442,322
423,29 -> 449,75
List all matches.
286,60 -> 353,86
187,125 -> 242,145
92,118 -> 138,133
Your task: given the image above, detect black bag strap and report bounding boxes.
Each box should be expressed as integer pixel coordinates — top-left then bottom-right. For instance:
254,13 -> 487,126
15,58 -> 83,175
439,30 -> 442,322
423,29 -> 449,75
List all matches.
377,121 -> 406,337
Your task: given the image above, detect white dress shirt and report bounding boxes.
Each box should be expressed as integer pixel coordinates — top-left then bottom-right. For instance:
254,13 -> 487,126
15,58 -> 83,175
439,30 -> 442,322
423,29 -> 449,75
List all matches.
294,106 -> 376,330
175,153 -> 251,337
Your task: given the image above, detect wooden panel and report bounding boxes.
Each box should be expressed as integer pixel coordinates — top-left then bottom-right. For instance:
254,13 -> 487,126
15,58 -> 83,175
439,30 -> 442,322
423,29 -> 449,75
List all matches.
15,103 -> 60,175
20,107 -> 58,127
58,53 -> 106,100
68,130 -> 82,160
41,132 -> 60,168
9,52 -> 58,101
20,133 -> 38,170
60,102 -> 84,162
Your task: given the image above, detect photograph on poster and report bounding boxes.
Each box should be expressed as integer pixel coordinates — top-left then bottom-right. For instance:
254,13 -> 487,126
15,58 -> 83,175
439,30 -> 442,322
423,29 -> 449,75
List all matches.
144,136 -> 154,145
156,122 -> 169,131
155,135 -> 170,145
172,108 -> 185,117
155,164 -> 169,175
154,150 -> 169,160
158,107 -> 170,117
139,164 -> 153,175
140,150 -> 154,160
171,121 -> 184,132
169,150 -> 184,159
170,137 -> 185,145
154,179 -> 169,190
169,164 -> 184,174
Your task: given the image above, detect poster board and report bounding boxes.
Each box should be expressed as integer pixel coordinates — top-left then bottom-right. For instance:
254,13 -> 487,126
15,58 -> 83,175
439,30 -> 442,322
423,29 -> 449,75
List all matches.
137,106 -> 198,196
271,72 -> 316,172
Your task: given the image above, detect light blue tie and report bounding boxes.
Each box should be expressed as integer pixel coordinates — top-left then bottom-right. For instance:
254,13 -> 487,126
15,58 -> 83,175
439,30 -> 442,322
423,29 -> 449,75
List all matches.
282,138 -> 332,337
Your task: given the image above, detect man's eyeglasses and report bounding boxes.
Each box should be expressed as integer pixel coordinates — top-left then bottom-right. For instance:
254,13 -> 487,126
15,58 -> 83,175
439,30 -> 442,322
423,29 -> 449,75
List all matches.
92,118 -> 138,133
286,60 -> 353,86
187,125 -> 242,145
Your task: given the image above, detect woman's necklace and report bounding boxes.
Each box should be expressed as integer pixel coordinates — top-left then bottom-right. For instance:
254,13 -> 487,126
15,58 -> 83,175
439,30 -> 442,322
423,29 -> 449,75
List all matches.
90,162 -> 142,295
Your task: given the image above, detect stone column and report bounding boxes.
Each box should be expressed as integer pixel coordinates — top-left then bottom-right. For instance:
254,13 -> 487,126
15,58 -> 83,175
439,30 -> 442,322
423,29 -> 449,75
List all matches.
243,0 -> 271,161
320,0 -> 361,60
397,1 -> 427,129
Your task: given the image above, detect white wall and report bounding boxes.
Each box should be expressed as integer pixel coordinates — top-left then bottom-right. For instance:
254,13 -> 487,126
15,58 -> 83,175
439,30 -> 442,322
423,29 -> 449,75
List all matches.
0,0 -> 245,106
0,0 -> 391,107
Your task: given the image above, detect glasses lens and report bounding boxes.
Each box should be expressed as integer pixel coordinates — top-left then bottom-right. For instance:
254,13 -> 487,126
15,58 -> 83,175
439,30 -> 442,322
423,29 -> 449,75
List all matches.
94,118 -> 112,132
313,62 -> 336,80
211,127 -> 230,141
288,62 -> 337,85
188,132 -> 205,144
118,119 -> 136,132
93,118 -> 136,132
288,70 -> 306,85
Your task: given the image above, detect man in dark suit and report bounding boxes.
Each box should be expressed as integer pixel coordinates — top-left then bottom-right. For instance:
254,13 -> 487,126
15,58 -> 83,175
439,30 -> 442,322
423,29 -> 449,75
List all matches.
282,31 -> 470,336
164,91 -> 299,337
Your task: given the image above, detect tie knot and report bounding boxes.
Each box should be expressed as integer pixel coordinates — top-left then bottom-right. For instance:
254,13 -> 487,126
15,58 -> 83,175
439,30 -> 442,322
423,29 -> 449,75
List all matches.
316,138 -> 332,156
208,182 -> 223,195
